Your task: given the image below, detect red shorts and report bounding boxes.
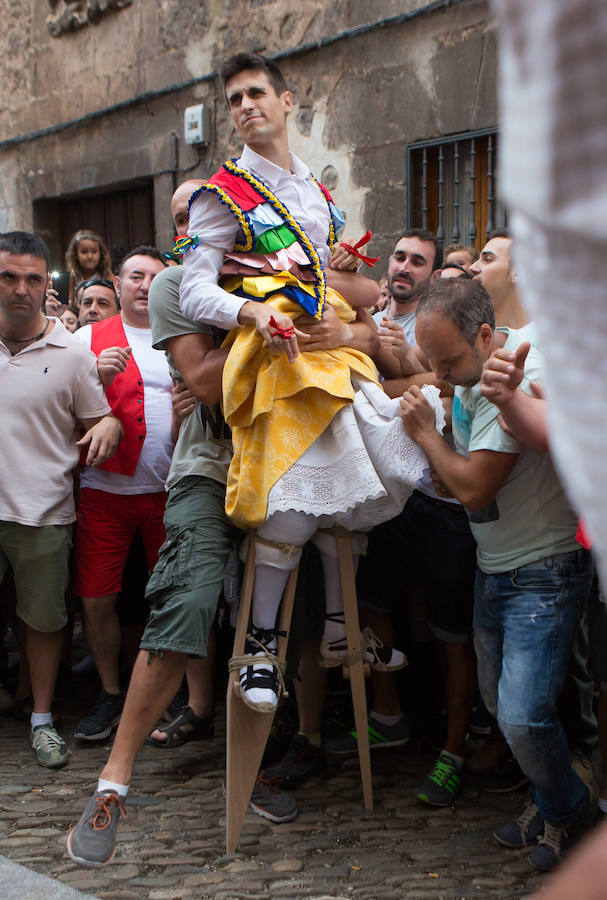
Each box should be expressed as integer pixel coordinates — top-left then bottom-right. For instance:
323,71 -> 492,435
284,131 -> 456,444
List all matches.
74,488 -> 167,598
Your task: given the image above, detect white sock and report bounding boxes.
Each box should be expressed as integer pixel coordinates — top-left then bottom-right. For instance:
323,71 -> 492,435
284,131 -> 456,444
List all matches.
320,549 -> 358,642
251,564 -> 290,649
31,712 -> 52,730
97,778 -> 129,798
441,749 -> 464,770
370,710 -> 402,726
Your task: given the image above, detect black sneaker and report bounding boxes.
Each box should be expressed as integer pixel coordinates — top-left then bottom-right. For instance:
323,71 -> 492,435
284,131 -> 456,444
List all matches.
493,801 -> 545,848
74,690 -> 124,741
416,752 -> 462,807
67,789 -> 127,867
249,775 -> 297,823
468,703 -> 493,737
262,733 -> 323,790
473,757 -> 529,794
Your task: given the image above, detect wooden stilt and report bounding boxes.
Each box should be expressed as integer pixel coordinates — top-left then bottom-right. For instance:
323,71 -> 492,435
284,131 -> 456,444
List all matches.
335,531 -> 374,812
225,537 -> 298,852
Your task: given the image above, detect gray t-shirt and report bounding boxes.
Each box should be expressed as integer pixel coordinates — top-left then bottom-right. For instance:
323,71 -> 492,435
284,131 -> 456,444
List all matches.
373,306 -> 417,346
452,327 -> 578,573
148,266 -> 232,491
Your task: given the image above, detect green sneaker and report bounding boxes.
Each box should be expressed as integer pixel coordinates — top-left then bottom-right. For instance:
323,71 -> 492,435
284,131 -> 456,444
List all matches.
31,723 -> 69,769
417,751 -> 462,806
325,714 -> 411,757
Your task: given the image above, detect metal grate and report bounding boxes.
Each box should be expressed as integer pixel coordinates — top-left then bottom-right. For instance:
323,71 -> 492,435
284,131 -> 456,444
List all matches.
406,128 -> 507,248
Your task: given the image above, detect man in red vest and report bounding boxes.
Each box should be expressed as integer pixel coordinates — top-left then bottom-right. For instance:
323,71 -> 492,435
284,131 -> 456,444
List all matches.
73,246 -> 174,741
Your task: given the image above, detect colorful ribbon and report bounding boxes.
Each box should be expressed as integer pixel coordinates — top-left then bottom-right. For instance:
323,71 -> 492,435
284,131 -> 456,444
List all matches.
268,315 -> 295,340
339,230 -> 380,267
173,233 -> 200,255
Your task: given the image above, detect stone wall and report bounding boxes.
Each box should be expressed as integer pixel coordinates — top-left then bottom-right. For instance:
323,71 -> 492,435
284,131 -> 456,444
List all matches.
0,0 -> 497,267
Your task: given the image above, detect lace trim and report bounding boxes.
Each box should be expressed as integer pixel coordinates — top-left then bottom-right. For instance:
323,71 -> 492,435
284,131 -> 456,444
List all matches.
266,381 -> 445,528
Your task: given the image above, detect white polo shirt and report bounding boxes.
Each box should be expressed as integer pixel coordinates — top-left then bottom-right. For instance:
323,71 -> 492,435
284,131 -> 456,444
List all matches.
0,319 -> 110,526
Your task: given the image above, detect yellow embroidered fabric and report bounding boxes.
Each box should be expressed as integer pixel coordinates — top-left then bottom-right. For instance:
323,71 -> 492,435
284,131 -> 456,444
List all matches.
221,284 -> 379,529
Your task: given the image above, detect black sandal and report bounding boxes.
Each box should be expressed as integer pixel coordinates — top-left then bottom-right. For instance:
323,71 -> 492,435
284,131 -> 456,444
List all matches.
145,706 -> 214,748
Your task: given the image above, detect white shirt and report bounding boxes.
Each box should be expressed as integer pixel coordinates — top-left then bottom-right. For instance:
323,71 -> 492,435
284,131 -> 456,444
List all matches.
179,145 -> 332,329
76,322 -> 174,494
0,319 -> 110,525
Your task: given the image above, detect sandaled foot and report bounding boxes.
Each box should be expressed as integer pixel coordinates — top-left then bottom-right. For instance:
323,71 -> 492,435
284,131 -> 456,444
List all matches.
145,706 -> 214,748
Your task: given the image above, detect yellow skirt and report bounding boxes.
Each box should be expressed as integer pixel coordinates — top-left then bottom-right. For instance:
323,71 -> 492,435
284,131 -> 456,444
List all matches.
222,287 -> 379,530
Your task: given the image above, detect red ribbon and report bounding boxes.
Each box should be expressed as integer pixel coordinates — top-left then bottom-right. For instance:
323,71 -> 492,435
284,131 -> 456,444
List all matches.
269,316 -> 295,340
339,230 -> 380,267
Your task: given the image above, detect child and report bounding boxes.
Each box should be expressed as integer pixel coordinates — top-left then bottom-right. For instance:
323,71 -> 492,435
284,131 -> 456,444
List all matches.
65,229 -> 113,301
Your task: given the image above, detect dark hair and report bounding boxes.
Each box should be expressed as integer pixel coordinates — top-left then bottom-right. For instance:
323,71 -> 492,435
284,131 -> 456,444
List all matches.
416,278 -> 495,344
220,52 -> 288,99
76,276 -> 116,294
65,228 -> 113,280
486,228 -> 510,241
439,262 -> 472,278
118,245 -> 167,277
396,229 -> 443,270
0,231 -> 51,269
77,276 -> 119,309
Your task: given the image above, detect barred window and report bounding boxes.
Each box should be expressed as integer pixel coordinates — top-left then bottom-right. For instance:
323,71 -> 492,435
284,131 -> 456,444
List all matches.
406,128 -> 507,249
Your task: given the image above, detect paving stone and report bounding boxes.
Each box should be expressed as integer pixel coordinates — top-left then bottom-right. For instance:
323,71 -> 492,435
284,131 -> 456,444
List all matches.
0,836 -> 46,848
116,832 -> 147,843
224,859 -> 261,872
147,890 -> 192,899
182,872 -> 226,886
271,857 -> 304,872
472,875 -> 517,888
96,892 -> 141,899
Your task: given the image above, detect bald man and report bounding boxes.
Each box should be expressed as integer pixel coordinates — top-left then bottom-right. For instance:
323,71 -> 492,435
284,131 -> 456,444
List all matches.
171,179 -> 204,238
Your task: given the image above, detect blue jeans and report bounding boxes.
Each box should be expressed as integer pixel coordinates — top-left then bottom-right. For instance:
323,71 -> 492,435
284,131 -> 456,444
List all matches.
474,548 -> 592,825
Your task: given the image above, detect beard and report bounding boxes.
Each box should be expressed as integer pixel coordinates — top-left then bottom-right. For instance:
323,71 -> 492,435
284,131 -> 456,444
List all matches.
387,274 -> 427,303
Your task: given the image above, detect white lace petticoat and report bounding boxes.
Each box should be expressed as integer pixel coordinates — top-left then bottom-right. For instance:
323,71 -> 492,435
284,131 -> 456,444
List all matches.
266,378 -> 446,532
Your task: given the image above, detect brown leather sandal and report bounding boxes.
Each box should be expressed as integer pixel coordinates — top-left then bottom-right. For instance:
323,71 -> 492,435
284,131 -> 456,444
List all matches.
145,706 -> 214,748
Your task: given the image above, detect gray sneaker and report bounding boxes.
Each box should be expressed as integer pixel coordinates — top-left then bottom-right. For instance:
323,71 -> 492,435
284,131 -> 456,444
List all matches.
31,724 -> 69,769
249,775 -> 298,823
67,790 -> 127,867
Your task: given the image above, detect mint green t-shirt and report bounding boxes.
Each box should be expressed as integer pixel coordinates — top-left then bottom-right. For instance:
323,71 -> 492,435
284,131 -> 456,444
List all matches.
452,328 -> 578,573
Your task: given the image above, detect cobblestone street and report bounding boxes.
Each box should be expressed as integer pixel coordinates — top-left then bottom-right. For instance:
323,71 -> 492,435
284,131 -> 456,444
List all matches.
0,692 -> 552,900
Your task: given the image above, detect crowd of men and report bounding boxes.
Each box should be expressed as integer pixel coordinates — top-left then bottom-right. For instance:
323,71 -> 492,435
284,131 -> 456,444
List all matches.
0,52 -> 602,883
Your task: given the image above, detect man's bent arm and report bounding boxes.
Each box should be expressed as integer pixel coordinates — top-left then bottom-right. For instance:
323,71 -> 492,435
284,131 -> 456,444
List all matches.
165,332 -> 228,408
325,269 -> 380,309
295,306 -> 379,356
77,414 -> 123,467
414,428 -> 519,511
496,391 -> 548,453
383,374 -> 452,398
179,192 -> 245,329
